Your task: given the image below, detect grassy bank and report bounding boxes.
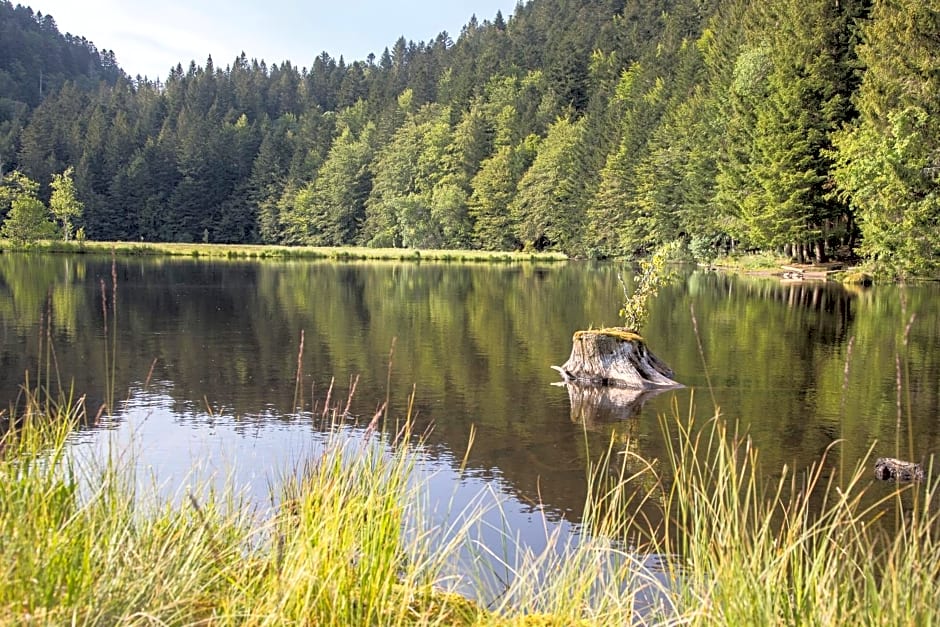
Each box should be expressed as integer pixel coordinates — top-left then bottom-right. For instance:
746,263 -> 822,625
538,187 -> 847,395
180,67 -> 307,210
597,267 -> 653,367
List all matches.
0,239 -> 567,263
709,252 -> 899,285
710,252 -> 790,274
660,413 -> 940,623
0,395 -> 485,625
3,386 -> 939,624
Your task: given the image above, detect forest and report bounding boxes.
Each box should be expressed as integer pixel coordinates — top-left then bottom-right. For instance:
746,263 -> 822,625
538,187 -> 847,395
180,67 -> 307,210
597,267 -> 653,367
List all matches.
0,0 -> 938,277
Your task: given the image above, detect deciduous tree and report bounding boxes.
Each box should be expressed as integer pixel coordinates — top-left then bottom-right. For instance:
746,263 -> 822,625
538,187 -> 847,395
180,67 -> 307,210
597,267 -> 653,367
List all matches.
49,165 -> 82,240
0,170 -> 56,244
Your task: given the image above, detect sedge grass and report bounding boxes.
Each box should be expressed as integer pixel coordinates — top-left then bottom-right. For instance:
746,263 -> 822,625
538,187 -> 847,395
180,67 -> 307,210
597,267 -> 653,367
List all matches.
0,388 -> 488,625
652,407 -> 940,625
3,375 -> 940,624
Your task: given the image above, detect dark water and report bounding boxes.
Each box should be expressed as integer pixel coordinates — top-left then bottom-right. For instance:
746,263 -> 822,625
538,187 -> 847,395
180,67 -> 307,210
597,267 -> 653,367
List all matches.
2,254 -> 939,558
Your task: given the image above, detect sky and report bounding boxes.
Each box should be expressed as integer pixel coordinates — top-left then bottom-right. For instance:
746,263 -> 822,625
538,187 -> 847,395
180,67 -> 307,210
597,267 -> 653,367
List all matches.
33,0 -> 520,81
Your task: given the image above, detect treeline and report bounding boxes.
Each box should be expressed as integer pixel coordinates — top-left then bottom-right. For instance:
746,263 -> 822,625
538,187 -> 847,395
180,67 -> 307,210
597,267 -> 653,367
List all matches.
0,1 -> 122,175
1,0 -> 938,277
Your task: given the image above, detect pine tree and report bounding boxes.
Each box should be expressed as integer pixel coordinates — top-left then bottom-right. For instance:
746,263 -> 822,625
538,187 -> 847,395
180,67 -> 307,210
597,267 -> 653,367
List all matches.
468,136 -> 538,250
715,0 -> 864,261
284,122 -> 375,246
832,0 -> 940,277
427,105 -> 492,248
361,97 -> 453,248
509,115 -> 584,252
361,91 -> 423,247
587,64 -> 669,257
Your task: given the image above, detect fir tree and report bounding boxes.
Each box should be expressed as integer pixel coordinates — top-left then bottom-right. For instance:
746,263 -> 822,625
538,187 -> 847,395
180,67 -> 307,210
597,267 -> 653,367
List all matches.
833,0 -> 940,277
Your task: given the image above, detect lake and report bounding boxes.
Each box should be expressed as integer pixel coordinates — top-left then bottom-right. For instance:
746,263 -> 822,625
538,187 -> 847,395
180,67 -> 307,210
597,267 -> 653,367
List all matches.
2,253 -> 938,586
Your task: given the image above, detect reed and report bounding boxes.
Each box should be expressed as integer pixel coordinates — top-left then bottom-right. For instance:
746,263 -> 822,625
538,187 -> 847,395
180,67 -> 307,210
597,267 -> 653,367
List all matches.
655,410 -> 940,624
0,392 -> 488,624
3,379 -> 940,624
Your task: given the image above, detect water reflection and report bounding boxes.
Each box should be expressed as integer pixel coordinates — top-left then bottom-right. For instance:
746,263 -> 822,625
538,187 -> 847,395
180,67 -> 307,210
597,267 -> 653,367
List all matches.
2,255 -> 940,562
560,383 -> 670,426
65,385 -> 673,609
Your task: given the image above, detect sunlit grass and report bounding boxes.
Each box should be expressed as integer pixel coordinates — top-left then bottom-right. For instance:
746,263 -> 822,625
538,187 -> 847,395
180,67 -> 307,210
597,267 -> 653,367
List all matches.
711,251 -> 789,272
0,393 -> 485,624
10,239 -> 568,263
652,403 -> 940,624
3,375 -> 940,624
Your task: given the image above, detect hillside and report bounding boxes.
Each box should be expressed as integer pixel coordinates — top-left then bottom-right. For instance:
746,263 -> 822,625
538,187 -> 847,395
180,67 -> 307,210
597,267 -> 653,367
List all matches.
1,0 -> 938,277
0,1 -> 123,171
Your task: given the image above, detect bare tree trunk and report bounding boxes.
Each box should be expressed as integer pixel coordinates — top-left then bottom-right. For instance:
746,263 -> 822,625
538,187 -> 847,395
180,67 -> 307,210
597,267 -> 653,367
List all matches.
814,239 -> 827,263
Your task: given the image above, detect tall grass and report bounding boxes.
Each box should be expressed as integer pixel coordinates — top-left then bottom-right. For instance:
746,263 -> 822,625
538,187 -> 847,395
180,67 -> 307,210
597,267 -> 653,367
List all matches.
5,300 -> 940,627
1,381 -> 492,625
3,379 -> 940,624
660,409 -> 940,624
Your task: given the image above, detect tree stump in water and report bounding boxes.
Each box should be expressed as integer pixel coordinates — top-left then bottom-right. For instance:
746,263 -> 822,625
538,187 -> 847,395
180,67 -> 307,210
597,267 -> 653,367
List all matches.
552,328 -> 681,389
874,457 -> 924,482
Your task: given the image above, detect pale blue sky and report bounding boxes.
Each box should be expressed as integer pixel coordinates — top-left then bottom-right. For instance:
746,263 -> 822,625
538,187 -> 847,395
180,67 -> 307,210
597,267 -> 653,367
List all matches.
35,0 -> 519,81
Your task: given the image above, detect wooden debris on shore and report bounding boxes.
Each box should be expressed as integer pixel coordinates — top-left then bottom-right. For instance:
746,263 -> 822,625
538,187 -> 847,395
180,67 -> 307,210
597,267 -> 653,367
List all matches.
874,457 -> 925,482
780,264 -> 842,281
552,327 -> 682,389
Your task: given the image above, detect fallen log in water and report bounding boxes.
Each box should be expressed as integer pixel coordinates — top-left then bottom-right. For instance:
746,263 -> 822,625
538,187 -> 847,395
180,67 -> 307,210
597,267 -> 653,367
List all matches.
552,327 -> 682,389
874,457 -> 925,482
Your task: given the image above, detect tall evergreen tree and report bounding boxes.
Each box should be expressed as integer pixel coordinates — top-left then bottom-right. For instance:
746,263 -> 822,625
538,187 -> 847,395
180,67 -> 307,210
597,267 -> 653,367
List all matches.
427,104 -> 492,247
833,0 -> 940,277
251,115 -> 299,244
468,136 -> 538,250
509,115 -> 584,252
715,0 -> 865,261
284,121 -> 375,246
587,64 -> 669,257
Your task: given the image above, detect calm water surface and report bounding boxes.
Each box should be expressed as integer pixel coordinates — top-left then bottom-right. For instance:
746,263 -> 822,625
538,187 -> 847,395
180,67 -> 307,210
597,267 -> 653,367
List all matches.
2,253 -> 938,579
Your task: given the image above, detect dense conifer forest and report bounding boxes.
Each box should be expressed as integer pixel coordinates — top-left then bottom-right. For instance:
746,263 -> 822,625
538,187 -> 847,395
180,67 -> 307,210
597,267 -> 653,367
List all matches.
1,0 -> 938,277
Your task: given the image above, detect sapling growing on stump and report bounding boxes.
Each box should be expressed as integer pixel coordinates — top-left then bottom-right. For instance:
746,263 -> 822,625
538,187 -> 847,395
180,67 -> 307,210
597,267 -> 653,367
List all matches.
618,241 -> 680,332
554,242 -> 682,390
